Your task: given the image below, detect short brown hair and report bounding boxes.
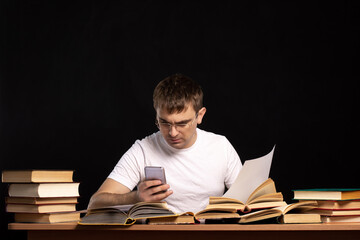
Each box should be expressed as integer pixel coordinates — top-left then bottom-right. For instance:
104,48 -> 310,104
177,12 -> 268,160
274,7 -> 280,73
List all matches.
153,73 -> 203,113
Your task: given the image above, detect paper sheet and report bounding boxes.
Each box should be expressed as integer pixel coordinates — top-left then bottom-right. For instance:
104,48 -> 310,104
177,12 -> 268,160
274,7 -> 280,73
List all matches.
223,145 -> 275,203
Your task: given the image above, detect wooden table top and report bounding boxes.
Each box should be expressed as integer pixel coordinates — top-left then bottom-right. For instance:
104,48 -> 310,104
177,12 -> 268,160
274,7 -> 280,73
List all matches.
8,222 -> 360,231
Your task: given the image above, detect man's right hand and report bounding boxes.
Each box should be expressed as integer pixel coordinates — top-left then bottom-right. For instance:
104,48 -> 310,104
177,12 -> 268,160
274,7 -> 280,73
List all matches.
87,178 -> 173,210
137,180 -> 173,202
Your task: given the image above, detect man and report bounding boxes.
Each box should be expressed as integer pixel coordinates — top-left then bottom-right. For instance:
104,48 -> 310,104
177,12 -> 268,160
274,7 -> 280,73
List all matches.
88,73 -> 242,213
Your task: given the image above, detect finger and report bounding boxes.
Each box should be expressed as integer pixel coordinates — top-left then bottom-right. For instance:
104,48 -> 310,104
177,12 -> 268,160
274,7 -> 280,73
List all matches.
140,180 -> 162,189
148,184 -> 170,195
149,190 -> 173,202
137,182 -> 170,202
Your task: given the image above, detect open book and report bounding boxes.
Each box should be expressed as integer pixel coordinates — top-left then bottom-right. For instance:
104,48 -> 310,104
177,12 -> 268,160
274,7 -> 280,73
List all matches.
78,202 -> 176,225
150,146 -> 282,224
149,200 -> 319,225
238,200 -> 319,223
197,178 -> 286,217
197,146 -> 283,219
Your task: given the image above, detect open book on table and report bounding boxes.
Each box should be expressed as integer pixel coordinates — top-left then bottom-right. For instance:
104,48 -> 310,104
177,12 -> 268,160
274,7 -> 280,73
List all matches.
238,200 -> 319,223
150,146 -> 284,224
149,200 -> 319,225
78,202 -> 177,225
149,177 -> 285,224
200,178 -> 286,216
197,146 -> 284,219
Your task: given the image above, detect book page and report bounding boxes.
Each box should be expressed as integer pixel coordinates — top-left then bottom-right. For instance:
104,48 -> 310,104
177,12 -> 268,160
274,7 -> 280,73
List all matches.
223,145 -> 275,203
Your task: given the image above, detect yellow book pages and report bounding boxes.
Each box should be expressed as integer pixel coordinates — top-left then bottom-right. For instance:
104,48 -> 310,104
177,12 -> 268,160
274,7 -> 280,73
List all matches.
275,200 -> 318,214
238,201 -> 318,224
6,203 -> 76,213
5,196 -> 78,204
8,183 -> 80,197
79,202 -> 177,225
148,214 -> 195,224
239,208 -> 281,223
78,210 -> 135,225
209,179 -> 283,213
15,212 -> 80,223
248,192 -> 283,204
199,204 -> 242,213
195,211 -> 240,220
279,213 -> 322,224
209,196 -> 244,205
78,217 -> 135,226
246,178 -> 277,204
310,200 -> 360,210
247,201 -> 287,211
293,189 -> 360,200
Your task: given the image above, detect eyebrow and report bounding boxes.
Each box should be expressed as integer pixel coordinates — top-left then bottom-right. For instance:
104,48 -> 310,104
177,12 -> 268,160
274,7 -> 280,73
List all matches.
158,117 -> 193,125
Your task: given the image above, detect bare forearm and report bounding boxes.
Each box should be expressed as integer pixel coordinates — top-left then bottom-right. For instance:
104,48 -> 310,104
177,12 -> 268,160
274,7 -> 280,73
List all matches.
87,191 -> 139,210
87,180 -> 173,210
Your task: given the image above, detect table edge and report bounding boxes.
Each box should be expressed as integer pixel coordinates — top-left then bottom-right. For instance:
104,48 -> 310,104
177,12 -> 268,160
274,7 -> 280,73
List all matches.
8,222 -> 360,231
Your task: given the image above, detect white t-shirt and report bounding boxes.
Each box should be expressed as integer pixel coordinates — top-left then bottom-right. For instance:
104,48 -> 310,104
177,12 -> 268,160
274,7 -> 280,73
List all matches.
108,128 -> 242,213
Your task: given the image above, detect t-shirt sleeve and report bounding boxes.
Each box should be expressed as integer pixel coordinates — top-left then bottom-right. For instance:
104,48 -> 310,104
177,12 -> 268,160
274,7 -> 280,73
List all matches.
107,140 -> 145,191
224,138 -> 242,189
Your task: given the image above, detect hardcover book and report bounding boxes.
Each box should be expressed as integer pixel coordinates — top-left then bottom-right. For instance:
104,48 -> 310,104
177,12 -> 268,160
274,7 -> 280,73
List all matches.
2,170 -> 74,183
8,183 -> 80,198
293,189 -> 360,201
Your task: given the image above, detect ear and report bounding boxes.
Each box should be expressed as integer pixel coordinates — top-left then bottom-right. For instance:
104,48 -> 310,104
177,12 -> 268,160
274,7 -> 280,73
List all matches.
196,107 -> 206,124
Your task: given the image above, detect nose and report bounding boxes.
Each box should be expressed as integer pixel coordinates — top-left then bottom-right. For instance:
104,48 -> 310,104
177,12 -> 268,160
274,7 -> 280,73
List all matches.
169,125 -> 179,137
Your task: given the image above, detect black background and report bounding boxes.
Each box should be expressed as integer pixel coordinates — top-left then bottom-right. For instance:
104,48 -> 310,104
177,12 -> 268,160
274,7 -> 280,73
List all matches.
1,0 -> 359,237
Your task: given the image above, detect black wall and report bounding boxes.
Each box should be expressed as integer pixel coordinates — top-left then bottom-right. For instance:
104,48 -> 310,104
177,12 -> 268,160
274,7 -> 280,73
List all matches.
1,1 -> 359,236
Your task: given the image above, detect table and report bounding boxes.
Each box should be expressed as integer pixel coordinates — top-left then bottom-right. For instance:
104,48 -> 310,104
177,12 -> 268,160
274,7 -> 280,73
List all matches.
8,222 -> 360,240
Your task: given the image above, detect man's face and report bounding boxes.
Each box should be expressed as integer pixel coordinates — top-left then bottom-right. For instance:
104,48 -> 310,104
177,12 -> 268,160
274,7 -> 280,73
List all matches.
156,105 -> 206,149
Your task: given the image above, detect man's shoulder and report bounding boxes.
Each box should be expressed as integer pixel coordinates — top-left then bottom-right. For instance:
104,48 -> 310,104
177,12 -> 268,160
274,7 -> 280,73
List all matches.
123,132 -> 163,157
134,131 -> 163,147
197,128 -> 229,143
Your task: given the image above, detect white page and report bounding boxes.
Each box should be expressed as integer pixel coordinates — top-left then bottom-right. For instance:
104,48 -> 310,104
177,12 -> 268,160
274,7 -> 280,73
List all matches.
223,145 -> 275,203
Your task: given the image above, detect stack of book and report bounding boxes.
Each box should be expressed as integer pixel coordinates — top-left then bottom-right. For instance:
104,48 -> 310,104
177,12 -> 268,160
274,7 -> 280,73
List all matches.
2,170 -> 81,223
293,188 -> 360,223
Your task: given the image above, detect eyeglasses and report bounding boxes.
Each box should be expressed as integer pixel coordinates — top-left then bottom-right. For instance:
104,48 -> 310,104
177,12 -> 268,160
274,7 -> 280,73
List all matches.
156,113 -> 198,131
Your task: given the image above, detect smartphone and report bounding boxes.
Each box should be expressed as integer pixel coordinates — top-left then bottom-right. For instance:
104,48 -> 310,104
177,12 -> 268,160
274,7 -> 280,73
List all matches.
145,166 -> 166,185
